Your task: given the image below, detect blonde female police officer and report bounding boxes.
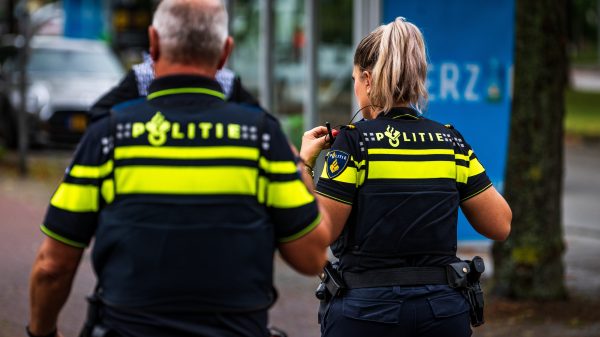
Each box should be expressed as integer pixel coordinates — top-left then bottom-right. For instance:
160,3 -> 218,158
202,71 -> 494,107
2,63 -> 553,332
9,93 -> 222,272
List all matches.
299,17 -> 512,337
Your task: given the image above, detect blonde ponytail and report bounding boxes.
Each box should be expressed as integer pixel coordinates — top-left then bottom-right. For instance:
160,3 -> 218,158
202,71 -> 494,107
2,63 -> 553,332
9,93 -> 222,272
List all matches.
354,17 -> 428,112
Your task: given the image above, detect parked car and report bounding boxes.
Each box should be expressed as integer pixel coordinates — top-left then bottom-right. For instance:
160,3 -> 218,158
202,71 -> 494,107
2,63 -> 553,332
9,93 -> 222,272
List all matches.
0,35 -> 124,147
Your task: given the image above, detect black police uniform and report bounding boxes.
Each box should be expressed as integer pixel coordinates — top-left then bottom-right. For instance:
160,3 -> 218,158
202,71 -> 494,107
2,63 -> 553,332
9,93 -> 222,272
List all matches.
315,107 -> 492,337
42,75 -> 320,337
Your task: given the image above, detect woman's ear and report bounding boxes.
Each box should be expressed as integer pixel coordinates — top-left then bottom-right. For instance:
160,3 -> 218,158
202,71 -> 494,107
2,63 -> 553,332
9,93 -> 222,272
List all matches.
363,70 -> 372,93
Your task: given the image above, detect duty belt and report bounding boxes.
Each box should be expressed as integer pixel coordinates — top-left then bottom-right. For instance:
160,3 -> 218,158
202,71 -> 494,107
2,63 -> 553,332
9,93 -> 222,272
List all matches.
342,266 -> 449,289
316,259 -> 485,327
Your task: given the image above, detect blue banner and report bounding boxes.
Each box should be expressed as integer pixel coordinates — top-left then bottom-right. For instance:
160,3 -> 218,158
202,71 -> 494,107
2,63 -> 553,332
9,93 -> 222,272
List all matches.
383,1 -> 515,241
63,0 -> 105,40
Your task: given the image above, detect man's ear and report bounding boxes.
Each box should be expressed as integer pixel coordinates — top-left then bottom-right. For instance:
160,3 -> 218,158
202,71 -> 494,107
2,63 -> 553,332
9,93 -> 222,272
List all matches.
148,26 -> 160,62
216,36 -> 234,70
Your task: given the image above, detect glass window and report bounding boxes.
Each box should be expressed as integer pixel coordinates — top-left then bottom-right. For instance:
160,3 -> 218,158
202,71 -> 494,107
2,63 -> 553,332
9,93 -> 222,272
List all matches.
229,0 -> 353,147
273,0 -> 305,146
229,0 -> 261,98
317,0 -> 353,129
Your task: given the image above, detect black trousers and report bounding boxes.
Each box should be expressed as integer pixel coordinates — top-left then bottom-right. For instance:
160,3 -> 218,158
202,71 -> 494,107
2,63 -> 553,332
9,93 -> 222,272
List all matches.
320,285 -> 472,337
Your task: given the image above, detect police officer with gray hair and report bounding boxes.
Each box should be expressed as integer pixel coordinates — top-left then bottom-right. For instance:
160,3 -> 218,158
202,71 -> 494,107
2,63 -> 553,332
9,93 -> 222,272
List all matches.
27,1 -> 335,336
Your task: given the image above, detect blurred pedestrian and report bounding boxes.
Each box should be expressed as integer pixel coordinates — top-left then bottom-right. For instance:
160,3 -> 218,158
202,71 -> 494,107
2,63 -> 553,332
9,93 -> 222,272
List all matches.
299,17 -> 512,337
27,1 -> 334,336
89,53 -> 261,122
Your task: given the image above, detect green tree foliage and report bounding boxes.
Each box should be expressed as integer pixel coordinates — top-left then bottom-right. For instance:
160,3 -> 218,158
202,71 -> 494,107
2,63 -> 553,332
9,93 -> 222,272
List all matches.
320,0 -> 352,45
570,0 -> 598,42
492,0 -> 569,300
569,0 -> 599,63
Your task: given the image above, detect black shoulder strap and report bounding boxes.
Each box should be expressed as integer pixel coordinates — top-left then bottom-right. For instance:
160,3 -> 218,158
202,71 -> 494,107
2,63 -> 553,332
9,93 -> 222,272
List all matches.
108,110 -> 118,203
444,124 -> 471,188
444,124 -> 469,156
348,122 -> 369,189
256,111 -> 269,206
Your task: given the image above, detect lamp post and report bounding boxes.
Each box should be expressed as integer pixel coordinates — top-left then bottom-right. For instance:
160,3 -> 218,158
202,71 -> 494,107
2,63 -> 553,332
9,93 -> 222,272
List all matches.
13,1 -> 62,175
14,0 -> 29,175
259,0 -> 274,113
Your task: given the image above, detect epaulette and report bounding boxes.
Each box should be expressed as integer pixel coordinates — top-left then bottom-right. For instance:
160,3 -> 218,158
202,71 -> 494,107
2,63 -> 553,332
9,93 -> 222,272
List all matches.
444,124 -> 454,129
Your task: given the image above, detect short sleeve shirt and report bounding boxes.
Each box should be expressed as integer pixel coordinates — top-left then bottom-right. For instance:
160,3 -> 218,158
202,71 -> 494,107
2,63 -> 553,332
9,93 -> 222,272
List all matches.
42,75 -> 320,248
316,107 -> 492,205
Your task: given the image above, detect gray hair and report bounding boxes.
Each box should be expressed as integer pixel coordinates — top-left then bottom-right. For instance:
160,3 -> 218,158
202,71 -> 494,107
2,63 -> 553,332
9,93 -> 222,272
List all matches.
152,0 -> 228,67
354,17 -> 428,112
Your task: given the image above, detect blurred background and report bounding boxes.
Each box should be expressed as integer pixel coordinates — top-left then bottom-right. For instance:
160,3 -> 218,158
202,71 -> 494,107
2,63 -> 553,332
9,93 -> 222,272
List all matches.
0,0 -> 598,150
0,0 -> 358,152
0,0 -> 599,337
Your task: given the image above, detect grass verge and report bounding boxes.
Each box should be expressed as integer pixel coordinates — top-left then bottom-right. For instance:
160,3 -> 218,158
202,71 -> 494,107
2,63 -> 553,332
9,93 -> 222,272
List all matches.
565,89 -> 600,139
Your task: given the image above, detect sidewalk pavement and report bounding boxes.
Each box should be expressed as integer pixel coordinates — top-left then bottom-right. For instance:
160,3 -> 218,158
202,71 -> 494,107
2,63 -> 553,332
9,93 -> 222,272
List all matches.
571,66 -> 600,92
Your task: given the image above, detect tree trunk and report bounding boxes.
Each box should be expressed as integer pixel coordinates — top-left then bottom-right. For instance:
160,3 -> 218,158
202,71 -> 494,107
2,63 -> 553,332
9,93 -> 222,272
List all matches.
492,0 -> 569,299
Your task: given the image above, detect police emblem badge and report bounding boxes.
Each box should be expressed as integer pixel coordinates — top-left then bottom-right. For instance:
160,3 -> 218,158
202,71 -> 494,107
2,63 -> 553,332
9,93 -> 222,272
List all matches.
326,150 -> 350,179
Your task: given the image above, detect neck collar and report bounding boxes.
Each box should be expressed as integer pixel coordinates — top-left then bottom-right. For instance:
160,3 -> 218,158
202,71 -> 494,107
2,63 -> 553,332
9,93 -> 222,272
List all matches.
147,75 -> 225,101
376,107 -> 421,120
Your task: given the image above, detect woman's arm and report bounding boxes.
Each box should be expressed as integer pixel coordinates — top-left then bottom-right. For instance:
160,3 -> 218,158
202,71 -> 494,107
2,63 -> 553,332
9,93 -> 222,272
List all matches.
298,125 -> 349,245
460,186 -> 512,241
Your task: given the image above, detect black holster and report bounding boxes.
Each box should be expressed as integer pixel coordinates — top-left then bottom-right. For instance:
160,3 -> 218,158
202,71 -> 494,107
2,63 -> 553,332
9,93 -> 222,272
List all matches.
447,256 -> 486,327
315,261 -> 345,323
315,261 -> 345,302
78,293 -> 117,337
